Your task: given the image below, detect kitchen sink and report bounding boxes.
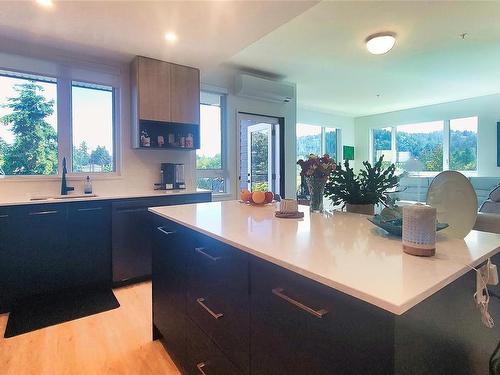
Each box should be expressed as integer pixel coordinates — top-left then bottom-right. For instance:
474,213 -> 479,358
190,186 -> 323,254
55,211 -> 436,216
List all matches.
30,194 -> 98,201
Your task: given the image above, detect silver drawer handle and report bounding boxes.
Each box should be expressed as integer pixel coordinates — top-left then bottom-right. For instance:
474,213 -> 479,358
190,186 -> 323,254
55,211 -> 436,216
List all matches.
29,210 -> 58,216
196,362 -> 207,375
77,207 -> 103,212
157,226 -> 176,235
196,297 -> 224,320
272,287 -> 328,319
195,247 -> 222,262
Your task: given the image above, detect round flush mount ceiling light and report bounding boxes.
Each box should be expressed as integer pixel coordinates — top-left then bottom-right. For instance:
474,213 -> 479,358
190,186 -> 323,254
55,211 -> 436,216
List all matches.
164,32 -> 178,43
36,0 -> 53,7
365,32 -> 396,55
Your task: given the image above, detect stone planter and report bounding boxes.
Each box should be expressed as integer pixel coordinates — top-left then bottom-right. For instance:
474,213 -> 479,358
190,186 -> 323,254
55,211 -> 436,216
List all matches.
345,203 -> 375,215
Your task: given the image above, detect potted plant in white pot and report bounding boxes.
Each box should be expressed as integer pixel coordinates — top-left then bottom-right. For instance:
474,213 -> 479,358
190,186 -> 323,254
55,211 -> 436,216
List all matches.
324,156 -> 399,215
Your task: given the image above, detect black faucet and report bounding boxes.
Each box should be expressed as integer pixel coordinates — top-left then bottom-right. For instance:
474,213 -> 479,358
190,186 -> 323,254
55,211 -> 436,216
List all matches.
61,157 -> 74,195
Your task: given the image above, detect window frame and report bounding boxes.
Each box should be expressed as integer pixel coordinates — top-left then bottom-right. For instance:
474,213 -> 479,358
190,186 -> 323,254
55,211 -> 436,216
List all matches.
196,91 -> 228,194
370,117 -> 478,176
296,123 -> 342,161
69,80 -> 118,174
0,65 -> 120,181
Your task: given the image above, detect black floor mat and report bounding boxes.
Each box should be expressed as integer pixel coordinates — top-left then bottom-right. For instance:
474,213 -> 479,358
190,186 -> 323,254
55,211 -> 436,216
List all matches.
4,287 -> 120,338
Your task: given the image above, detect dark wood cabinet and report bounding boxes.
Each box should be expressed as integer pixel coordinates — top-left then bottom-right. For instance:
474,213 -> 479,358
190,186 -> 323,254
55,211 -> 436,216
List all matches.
0,207 -> 23,311
250,258 -> 394,375
187,236 -> 249,372
0,193 -> 210,313
0,202 -> 112,311
186,319 -> 242,375
152,221 -> 394,375
152,221 -> 189,369
112,193 -> 211,285
67,202 -> 111,289
16,204 -> 69,297
112,204 -> 152,284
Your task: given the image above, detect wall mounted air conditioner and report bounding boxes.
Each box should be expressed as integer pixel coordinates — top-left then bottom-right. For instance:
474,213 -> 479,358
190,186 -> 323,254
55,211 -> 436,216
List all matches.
234,73 -> 294,103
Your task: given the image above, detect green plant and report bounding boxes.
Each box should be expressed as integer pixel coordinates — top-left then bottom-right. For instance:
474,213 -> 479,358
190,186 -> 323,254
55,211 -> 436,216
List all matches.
324,156 -> 399,207
252,182 -> 269,192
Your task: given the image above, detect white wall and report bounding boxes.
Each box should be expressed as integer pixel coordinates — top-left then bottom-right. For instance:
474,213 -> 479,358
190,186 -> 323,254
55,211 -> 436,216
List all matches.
354,93 -> 500,177
0,44 -> 195,201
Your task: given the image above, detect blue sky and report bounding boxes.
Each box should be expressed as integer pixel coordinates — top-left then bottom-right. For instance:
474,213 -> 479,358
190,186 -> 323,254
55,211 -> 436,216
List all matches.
0,76 -> 113,155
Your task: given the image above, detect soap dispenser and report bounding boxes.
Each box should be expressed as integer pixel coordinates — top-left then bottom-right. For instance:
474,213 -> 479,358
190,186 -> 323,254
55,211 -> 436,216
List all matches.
84,176 -> 93,194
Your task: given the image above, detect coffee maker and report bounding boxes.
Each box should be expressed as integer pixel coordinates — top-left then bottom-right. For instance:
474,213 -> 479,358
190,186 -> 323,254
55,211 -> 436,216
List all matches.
160,163 -> 186,190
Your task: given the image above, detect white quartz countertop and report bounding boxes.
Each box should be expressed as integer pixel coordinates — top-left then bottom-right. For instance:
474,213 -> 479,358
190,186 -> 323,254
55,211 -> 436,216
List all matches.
0,189 -> 211,207
150,200 -> 500,315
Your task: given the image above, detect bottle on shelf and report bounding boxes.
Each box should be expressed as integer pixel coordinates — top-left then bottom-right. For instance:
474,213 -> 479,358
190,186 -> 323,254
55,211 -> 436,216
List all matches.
185,133 -> 194,148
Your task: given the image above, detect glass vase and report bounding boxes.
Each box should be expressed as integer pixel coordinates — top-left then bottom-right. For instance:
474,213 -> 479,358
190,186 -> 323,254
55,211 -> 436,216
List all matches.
306,176 -> 327,213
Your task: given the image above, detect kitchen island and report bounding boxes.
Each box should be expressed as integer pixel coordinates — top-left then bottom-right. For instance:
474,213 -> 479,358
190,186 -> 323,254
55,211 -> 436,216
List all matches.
149,201 -> 500,375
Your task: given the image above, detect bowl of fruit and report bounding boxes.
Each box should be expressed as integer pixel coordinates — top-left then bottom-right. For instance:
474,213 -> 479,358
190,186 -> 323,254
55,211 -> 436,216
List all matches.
240,190 -> 275,205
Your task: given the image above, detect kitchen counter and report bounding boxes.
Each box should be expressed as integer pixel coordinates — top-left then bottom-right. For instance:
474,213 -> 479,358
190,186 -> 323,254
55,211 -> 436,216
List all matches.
149,200 -> 500,315
0,188 -> 211,207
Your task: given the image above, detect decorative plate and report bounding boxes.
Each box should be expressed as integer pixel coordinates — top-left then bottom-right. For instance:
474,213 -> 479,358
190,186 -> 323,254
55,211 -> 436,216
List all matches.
426,171 -> 477,239
367,215 -> 449,237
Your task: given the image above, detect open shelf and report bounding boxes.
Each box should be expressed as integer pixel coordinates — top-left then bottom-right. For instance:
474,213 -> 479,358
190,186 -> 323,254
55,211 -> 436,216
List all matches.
135,119 -> 200,150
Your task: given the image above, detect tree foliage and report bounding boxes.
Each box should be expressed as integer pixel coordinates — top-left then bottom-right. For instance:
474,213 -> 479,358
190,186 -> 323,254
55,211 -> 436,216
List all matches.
72,141 -> 90,172
373,129 -> 477,172
0,82 -> 57,175
196,153 -> 221,169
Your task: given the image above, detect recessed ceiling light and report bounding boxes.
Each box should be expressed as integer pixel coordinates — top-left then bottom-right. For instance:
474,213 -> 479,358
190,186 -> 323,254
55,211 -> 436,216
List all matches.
164,32 -> 178,43
366,32 -> 396,55
36,0 -> 53,7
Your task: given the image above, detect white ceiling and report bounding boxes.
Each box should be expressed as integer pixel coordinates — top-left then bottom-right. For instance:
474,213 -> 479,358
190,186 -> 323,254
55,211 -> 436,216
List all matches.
1,1 -> 500,116
0,1 -> 316,79
230,1 -> 500,116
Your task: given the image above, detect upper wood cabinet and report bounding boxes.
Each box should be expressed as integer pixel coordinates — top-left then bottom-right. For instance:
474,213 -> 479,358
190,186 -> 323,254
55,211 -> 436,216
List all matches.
136,57 -> 171,122
170,64 -> 200,125
131,56 -> 200,125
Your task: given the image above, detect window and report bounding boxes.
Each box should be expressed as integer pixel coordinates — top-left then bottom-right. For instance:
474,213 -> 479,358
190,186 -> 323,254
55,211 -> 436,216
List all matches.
325,128 -> 338,160
371,117 -> 478,174
296,124 -> 321,161
0,71 -> 58,175
372,127 -> 392,167
196,91 -> 226,193
296,123 -> 341,191
72,82 -> 115,173
0,68 -> 118,178
396,121 -> 444,172
450,116 -> 477,171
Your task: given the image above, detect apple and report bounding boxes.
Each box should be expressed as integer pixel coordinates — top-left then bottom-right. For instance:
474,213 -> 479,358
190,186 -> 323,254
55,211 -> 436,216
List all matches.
264,192 -> 274,203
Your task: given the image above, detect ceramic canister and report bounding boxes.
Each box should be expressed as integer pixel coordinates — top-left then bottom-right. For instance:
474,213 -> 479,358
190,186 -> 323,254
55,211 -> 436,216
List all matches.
279,199 -> 298,213
402,204 -> 437,257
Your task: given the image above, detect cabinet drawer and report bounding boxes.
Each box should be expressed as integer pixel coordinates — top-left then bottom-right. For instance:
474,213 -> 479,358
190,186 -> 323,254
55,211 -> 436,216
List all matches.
250,258 -> 393,375
186,318 -> 242,375
189,234 -> 248,291
187,233 -> 249,372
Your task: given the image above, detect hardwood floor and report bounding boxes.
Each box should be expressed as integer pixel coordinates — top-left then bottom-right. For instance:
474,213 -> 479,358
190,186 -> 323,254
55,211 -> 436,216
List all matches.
0,282 -> 180,375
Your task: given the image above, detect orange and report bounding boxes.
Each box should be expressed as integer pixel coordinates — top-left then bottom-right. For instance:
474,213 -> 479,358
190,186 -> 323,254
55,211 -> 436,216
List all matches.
252,191 -> 266,204
240,190 -> 252,202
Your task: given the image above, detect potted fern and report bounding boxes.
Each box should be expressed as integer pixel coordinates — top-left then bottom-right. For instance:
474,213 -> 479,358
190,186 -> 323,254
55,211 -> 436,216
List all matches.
324,156 -> 399,215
